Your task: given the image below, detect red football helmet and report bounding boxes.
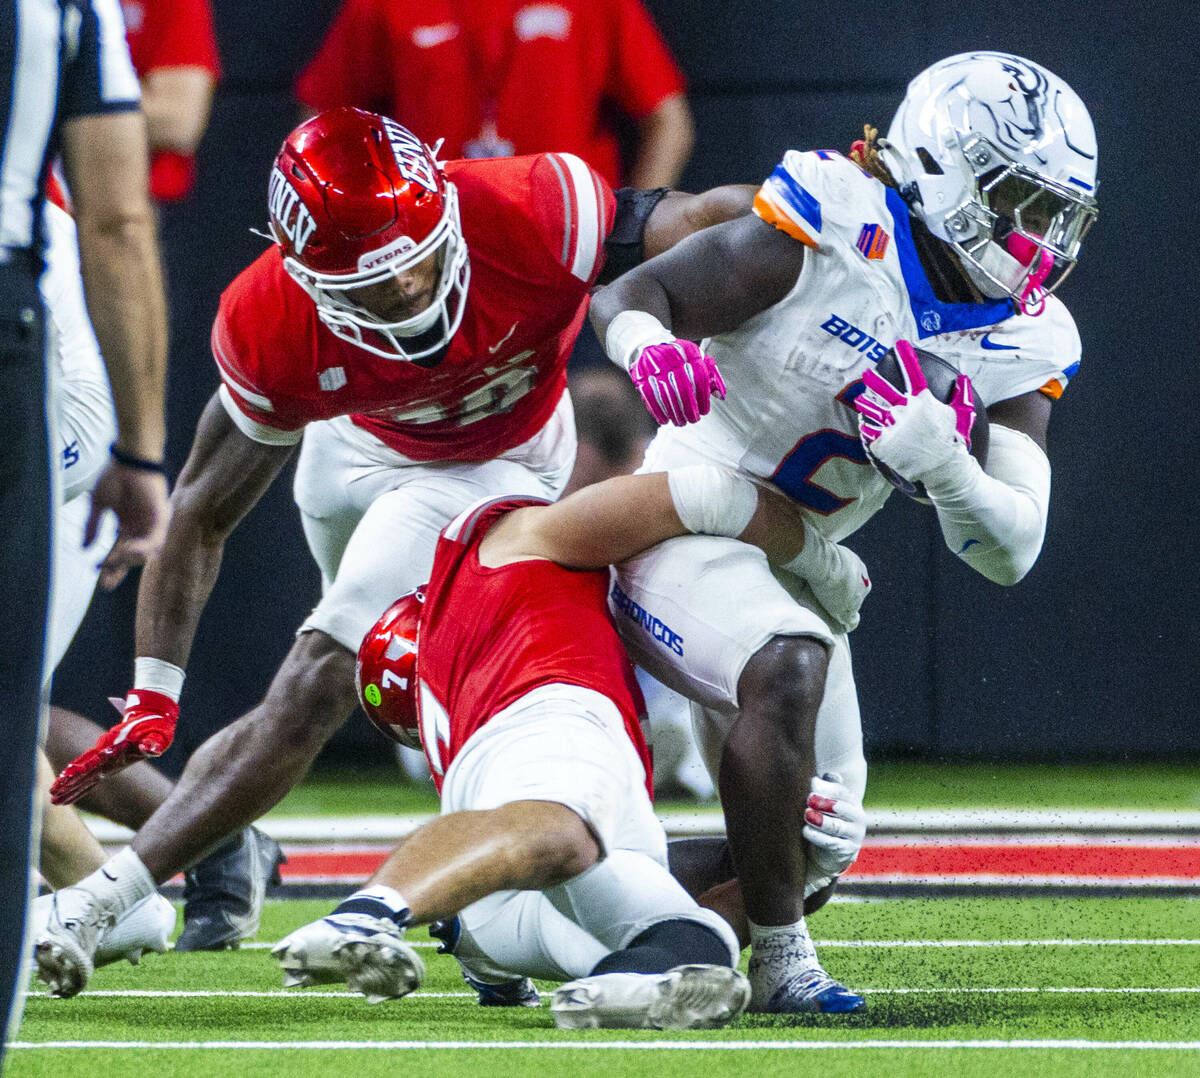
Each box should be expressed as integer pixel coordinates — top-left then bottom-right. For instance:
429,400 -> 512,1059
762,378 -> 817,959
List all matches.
268,107 -> 469,361
355,590 -> 423,749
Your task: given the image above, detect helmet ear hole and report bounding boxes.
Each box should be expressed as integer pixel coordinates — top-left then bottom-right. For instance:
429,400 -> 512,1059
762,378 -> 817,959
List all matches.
356,590 -> 424,749
915,146 -> 943,175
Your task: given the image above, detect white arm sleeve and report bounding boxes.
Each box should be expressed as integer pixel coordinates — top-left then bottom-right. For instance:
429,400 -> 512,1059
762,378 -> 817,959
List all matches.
920,424 -> 1052,586
667,465 -> 759,538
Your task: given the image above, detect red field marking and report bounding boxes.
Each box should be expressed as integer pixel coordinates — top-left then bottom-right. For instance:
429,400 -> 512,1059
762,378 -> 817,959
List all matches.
256,842 -> 1200,884
846,844 -> 1200,880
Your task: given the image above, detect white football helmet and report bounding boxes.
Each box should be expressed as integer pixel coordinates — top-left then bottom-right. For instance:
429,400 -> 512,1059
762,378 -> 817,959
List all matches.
880,52 -> 1098,312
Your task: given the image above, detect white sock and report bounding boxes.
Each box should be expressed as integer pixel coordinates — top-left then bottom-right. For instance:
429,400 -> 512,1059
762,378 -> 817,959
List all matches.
76,847 -> 156,916
746,916 -> 820,1002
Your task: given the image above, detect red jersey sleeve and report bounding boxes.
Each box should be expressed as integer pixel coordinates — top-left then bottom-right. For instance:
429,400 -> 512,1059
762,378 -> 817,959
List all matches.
528,153 -> 617,287
295,0 -> 389,113
135,0 -> 221,75
605,0 -> 686,119
211,268 -> 307,447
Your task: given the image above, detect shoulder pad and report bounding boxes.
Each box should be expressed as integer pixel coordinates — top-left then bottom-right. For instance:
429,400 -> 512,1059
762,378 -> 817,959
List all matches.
935,297 -> 1082,404
754,150 -> 886,250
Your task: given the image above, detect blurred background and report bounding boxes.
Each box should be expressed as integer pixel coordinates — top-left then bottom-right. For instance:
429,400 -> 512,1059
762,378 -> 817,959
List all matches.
52,0 -> 1198,782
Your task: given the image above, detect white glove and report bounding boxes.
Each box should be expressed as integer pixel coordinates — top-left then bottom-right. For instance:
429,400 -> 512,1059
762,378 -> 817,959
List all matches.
854,338 -> 977,484
801,772 -> 866,880
782,528 -> 871,634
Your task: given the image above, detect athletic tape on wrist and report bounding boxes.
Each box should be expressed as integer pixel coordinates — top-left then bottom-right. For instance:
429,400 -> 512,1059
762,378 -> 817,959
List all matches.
782,523 -> 835,580
134,656 -> 185,702
668,466 -> 758,538
604,309 -> 676,371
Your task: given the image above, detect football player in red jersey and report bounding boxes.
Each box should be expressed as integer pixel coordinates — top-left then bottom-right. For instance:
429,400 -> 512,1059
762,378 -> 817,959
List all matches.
270,464 -> 867,1027
35,107 -> 737,998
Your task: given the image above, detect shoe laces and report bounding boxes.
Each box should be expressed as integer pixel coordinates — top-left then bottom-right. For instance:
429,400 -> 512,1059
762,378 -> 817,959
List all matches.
776,967 -> 840,1002
52,891 -> 116,939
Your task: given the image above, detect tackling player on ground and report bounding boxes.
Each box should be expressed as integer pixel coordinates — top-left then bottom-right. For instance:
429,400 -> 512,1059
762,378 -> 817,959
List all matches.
35,108 -> 751,997
274,464 -> 863,1027
590,52 -> 1099,1012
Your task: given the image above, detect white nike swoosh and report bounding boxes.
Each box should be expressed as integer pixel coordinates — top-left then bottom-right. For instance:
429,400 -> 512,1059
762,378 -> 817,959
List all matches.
488,322 -> 519,354
412,23 -> 459,49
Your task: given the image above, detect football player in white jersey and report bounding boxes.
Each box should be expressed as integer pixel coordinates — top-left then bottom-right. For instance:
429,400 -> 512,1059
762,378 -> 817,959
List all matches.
590,52 -> 1098,1013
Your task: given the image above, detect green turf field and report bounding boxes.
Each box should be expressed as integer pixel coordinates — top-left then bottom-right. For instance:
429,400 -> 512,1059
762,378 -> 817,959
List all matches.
12,896 -> 1200,1077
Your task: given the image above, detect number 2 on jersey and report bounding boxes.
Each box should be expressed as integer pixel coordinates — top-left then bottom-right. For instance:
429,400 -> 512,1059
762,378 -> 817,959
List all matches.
771,381 -> 872,513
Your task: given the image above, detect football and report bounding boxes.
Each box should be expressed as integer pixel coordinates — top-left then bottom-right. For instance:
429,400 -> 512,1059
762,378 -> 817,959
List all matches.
862,345 -> 989,502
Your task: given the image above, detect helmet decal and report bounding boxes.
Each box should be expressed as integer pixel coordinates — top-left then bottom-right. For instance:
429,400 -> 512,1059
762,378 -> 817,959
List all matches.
356,590 -> 423,749
357,232 -> 418,273
267,167 -> 317,256
982,58 -> 1050,161
382,117 -> 439,194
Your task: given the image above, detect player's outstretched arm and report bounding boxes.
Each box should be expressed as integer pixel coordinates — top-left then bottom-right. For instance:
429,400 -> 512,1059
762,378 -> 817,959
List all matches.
483,468 -> 816,570
134,392 -> 296,666
51,393 -> 296,805
482,467 -> 870,634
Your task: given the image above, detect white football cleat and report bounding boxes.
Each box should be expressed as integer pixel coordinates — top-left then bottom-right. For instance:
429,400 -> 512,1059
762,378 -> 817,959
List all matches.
33,885 -> 117,998
551,964 -> 750,1030
30,891 -> 176,972
97,894 -> 176,966
272,913 -> 425,1004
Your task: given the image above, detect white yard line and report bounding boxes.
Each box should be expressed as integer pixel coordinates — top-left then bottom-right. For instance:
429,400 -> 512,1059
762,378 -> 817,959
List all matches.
818,938 -> 1200,947
70,990 -> 476,999
11,1039 -> 1200,1051
45,987 -> 1200,1000
238,938 -> 1200,951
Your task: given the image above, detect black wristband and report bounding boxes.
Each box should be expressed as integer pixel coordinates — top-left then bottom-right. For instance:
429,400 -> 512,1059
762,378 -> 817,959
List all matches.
110,443 -> 166,474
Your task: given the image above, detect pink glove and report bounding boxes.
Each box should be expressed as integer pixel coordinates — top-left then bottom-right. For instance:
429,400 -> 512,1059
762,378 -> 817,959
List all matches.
855,339 -> 975,450
50,690 -> 179,805
854,340 -> 976,486
630,341 -> 726,427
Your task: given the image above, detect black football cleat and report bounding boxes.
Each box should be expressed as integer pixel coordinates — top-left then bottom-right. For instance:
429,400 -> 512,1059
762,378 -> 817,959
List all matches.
428,917 -> 540,1007
175,826 -> 286,951
466,972 -> 541,1008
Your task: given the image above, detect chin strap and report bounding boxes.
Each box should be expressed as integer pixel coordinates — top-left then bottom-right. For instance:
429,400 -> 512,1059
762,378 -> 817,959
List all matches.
1011,240 -> 1054,316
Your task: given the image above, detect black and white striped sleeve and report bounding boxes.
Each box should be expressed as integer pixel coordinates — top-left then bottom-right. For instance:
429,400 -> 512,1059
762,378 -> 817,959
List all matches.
58,0 -> 140,119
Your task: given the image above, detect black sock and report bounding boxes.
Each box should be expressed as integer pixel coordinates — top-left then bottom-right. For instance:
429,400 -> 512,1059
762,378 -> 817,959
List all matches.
331,895 -> 411,930
589,919 -> 730,976
667,837 -> 734,898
